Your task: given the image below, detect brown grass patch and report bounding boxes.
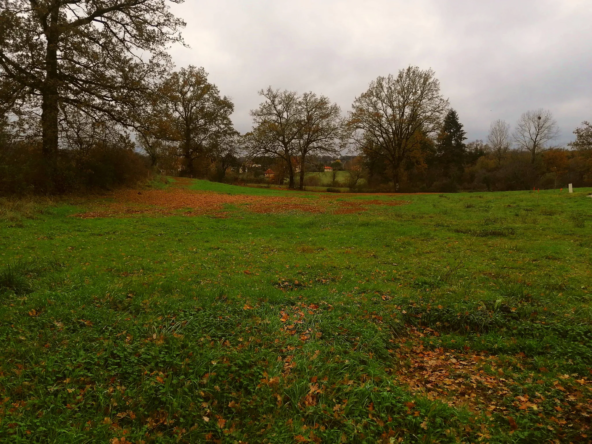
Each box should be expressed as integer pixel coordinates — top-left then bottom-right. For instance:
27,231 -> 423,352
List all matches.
249,203 -> 324,214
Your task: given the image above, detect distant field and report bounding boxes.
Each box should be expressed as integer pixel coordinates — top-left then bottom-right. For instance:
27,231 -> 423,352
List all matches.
303,171 -> 353,186
1,180 -> 591,443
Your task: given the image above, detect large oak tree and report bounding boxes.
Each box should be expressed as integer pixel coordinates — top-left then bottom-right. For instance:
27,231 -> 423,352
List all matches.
0,0 -> 184,189
157,66 -> 235,177
248,88 -> 343,189
248,88 -> 302,189
295,92 -> 342,190
348,66 -> 448,189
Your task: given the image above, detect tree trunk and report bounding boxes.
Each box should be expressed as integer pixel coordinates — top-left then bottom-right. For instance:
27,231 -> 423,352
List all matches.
41,33 -> 60,192
287,159 -> 295,189
218,162 -> 227,182
299,154 -> 306,190
391,159 -> 400,192
183,128 -> 193,177
184,153 -> 194,177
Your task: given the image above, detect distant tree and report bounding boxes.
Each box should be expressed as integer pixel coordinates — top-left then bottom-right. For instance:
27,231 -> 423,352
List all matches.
210,132 -> 242,182
514,109 -> 559,164
465,140 -> 488,165
295,93 -> 343,190
349,66 -> 449,190
569,121 -> 592,151
249,88 -> 302,189
159,66 -> 235,177
135,88 -> 176,168
487,119 -> 511,166
0,0 -> 184,191
331,160 -> 343,171
271,157 -> 288,185
436,109 -> 467,175
543,149 -> 569,188
345,156 -> 366,190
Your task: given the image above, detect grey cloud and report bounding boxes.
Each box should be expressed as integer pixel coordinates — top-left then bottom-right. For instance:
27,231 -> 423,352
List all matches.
169,0 -> 592,145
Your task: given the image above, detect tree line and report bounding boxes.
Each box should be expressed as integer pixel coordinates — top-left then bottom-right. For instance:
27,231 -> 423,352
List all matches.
1,0 -> 591,194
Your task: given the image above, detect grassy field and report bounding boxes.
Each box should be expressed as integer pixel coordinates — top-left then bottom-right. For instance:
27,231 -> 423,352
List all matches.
1,181 -> 591,443
303,171 -> 352,187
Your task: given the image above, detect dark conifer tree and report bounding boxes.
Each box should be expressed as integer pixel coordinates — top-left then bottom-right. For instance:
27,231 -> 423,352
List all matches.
436,109 -> 467,176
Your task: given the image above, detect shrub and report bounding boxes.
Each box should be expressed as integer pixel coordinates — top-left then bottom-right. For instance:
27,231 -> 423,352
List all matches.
0,140 -> 150,195
303,175 -> 321,187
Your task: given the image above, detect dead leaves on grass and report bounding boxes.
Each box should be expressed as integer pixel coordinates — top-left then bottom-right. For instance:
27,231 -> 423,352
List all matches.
72,187 -> 408,219
396,327 -> 592,437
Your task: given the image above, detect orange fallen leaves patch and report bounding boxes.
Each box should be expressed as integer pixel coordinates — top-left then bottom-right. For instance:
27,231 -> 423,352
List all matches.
71,185 -> 409,219
397,330 -> 514,410
396,327 -> 592,435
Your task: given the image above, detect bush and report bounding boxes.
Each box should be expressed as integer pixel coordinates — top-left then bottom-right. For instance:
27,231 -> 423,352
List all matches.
0,140 -> 150,195
0,141 -> 43,195
303,175 -> 321,187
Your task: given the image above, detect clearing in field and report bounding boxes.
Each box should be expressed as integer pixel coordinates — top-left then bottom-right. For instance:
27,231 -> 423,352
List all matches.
1,180 -> 591,443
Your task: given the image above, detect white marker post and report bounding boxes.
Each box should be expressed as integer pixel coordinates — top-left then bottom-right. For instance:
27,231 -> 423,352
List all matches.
569,183 -> 573,194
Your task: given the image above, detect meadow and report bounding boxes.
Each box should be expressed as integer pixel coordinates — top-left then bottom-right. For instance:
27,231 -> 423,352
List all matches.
0,180 -> 591,443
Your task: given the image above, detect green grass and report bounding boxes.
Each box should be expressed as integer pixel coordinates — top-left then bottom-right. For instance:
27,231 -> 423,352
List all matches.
1,184 -> 591,443
190,179 -> 295,196
304,171 -> 352,186
146,176 -> 174,190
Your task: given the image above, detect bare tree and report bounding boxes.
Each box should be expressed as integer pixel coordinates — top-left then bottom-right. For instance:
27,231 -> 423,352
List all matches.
348,66 -> 449,189
487,119 -> 511,166
249,88 -> 302,189
295,93 -> 343,190
0,0 -> 184,190
514,109 -> 559,164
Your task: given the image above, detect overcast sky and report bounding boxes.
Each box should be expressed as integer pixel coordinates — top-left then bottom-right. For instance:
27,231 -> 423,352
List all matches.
168,0 -> 592,145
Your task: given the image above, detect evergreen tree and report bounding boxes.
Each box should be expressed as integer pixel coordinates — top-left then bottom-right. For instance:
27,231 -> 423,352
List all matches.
436,109 -> 467,175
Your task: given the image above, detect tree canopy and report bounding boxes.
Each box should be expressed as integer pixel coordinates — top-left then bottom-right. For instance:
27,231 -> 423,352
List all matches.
348,66 -> 449,189
156,66 -> 235,177
436,109 -> 467,175
0,0 -> 185,190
